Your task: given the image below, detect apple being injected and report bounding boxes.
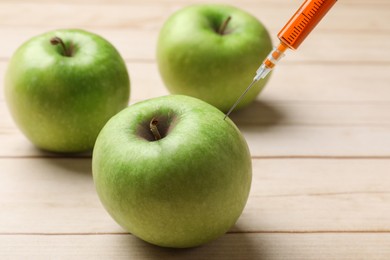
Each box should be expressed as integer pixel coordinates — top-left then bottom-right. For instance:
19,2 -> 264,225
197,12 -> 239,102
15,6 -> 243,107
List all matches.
92,95 -> 252,248
4,29 -> 130,153
157,4 -> 272,112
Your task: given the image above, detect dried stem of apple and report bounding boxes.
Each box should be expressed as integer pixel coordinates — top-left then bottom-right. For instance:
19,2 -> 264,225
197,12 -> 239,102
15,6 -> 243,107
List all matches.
218,16 -> 232,35
150,118 -> 162,141
50,36 -> 72,57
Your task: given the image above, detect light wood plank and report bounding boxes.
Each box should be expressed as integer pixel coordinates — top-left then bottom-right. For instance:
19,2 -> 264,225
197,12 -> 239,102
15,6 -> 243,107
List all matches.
243,159 -> 390,231
2,0 -> 389,4
0,1 -> 388,33
1,60 -> 390,157
244,125 -> 390,157
1,233 -> 390,260
0,27 -> 389,62
0,158 -> 120,233
260,63 -> 390,102
231,101 -> 390,126
1,62 -> 390,102
1,158 -> 390,234
3,61 -> 389,108
0,0 -> 388,259
0,1 -> 389,63
2,99 -> 390,157
2,102 -> 390,157
5,98 -> 390,132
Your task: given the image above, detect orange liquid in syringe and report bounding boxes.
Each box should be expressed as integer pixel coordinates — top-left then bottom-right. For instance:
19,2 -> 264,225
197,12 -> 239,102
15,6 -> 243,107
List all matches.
278,0 -> 337,50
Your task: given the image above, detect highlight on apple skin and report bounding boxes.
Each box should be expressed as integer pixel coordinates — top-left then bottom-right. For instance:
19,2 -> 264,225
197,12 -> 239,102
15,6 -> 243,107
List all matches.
92,95 -> 252,248
4,29 -> 130,153
157,4 -> 273,112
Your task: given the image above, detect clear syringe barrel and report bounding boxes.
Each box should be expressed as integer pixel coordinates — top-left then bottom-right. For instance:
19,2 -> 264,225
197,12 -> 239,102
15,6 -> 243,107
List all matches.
255,0 -> 337,80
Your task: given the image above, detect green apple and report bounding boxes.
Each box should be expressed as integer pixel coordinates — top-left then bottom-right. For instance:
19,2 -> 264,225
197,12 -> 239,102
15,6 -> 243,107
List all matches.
157,4 -> 272,112
4,29 -> 130,153
92,95 -> 252,248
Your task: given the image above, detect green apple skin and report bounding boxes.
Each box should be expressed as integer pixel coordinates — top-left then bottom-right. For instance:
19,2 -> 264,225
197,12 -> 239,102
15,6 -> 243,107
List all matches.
157,4 -> 272,112
92,95 -> 252,248
4,29 -> 130,153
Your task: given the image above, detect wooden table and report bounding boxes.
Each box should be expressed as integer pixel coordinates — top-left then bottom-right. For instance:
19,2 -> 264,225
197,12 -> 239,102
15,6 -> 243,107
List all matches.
1,0 -> 390,259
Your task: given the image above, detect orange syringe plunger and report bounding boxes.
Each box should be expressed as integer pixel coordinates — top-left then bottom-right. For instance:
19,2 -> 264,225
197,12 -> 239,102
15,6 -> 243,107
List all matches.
254,0 -> 337,81
278,0 -> 337,50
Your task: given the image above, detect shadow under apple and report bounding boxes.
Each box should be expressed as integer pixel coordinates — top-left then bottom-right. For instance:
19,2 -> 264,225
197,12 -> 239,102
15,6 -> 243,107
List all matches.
228,99 -> 285,131
29,142 -> 93,176
33,145 -> 93,158
123,225 -> 266,260
44,157 -> 92,177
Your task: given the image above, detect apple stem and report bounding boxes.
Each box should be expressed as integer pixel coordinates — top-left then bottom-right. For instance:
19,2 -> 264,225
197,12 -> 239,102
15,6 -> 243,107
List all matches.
218,16 -> 232,35
150,118 -> 162,141
50,36 -> 72,57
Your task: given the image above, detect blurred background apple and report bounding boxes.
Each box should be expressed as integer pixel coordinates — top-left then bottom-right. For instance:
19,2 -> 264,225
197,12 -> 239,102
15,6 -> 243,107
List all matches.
157,4 -> 272,112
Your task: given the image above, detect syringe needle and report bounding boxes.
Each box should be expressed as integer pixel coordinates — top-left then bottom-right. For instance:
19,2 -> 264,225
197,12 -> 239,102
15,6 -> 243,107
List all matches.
224,79 -> 258,120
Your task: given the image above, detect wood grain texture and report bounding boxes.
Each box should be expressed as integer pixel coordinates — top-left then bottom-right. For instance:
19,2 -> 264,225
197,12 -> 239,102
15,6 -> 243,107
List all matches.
1,158 -> 390,234
2,60 -> 390,158
0,28 -> 389,62
2,95 -> 390,158
1,233 -> 390,260
1,0 -> 389,258
2,62 -> 390,103
0,1 -> 388,32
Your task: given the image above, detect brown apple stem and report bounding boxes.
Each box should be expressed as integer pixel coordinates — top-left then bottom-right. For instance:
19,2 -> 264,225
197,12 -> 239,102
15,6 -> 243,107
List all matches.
50,36 -> 72,57
150,118 -> 162,141
218,16 -> 232,35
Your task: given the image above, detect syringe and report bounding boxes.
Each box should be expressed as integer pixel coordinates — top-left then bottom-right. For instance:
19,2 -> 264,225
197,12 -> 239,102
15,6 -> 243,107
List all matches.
224,0 -> 338,119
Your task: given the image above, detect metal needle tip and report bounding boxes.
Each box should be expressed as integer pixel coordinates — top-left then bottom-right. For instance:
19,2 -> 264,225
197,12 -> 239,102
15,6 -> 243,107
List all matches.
224,79 -> 258,120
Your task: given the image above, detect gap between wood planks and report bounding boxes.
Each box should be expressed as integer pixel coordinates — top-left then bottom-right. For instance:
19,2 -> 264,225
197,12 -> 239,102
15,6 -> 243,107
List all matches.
1,57 -> 390,66
1,230 -> 390,236
1,155 -> 390,159
0,0 -> 388,6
